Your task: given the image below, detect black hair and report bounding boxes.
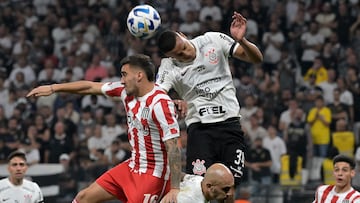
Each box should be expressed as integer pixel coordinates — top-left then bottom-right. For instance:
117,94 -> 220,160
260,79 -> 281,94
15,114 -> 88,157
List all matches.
157,30 -> 177,53
120,54 -> 155,82
7,151 -> 27,162
333,154 -> 356,169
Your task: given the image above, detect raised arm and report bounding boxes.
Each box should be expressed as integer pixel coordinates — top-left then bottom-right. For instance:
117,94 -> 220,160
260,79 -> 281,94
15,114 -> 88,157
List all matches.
230,11 -> 263,63
26,81 -> 104,97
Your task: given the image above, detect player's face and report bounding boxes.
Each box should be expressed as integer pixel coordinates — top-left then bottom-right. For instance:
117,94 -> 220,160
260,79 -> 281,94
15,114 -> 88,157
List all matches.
120,64 -> 139,96
165,34 -> 196,63
209,182 -> 234,201
8,157 -> 28,181
333,162 -> 355,188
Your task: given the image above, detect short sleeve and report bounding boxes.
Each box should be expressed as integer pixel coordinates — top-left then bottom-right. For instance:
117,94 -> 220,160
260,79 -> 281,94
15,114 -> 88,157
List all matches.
204,32 -> 236,57
33,182 -> 44,203
156,59 -> 177,92
101,81 -> 124,100
152,99 -> 179,141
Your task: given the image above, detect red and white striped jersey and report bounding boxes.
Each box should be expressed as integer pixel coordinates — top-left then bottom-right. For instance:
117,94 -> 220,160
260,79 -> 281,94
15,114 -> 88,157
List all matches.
101,82 -> 180,180
313,185 -> 360,203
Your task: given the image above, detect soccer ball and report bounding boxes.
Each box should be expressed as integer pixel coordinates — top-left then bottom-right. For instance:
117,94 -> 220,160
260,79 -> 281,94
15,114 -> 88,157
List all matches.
127,4 -> 161,39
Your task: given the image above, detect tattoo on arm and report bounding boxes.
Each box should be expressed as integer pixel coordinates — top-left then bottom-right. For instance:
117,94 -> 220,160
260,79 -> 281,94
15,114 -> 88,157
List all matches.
165,138 -> 182,189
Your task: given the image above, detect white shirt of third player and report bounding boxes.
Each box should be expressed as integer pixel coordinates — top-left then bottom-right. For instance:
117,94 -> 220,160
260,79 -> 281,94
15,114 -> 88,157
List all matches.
0,178 -> 44,203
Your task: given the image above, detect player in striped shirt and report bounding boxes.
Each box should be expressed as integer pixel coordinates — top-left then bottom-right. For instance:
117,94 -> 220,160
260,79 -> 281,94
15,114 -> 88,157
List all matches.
313,154 -> 360,203
26,54 -> 182,203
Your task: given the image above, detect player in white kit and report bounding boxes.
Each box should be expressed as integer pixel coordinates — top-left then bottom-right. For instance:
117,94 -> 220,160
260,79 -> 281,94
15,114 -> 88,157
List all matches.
313,155 -> 360,203
174,163 -> 234,203
0,151 -> 44,203
156,11 -> 263,200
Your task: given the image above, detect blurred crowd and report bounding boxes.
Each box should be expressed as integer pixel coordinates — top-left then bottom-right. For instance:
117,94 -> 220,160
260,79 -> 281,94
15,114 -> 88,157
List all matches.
0,0 -> 360,201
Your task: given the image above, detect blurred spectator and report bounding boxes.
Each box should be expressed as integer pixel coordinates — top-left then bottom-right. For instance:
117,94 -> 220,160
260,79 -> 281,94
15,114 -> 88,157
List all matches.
345,67 -> 360,144
279,99 -> 302,132
199,0 -> 222,24
262,20 -> 285,74
322,32 -> 342,69
276,48 -> 298,92
174,0 -> 201,21
59,55 -> 84,81
300,21 -> 325,75
87,124 -> 107,161
307,96 -> 331,158
0,24 -> 13,54
353,147 -> 360,191
101,65 -> 120,83
104,139 -> 130,167
8,55 -> 36,87
33,114 -> 50,163
243,114 -> 268,146
101,113 -> 126,147
84,53 -> 108,81
0,126 -> 11,163
288,1 -> 310,54
179,10 -> 201,39
337,77 -> 354,127
335,1 -> 356,46
318,68 -> 337,105
263,125 -> 287,183
77,106 -> 95,139
37,58 -> 62,84
246,137 -> 272,201
236,74 -> 257,106
283,108 -> 309,183
327,88 -> 349,132
239,94 -> 258,127
57,153 -> 78,202
331,119 -> 356,158
103,19 -> 126,62
18,125 -> 40,166
303,56 -> 328,85
315,2 -> 336,39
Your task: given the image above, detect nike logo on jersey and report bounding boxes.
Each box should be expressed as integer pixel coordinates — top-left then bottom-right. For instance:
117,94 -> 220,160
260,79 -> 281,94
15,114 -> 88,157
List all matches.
180,67 -> 190,76
2,198 -> 10,201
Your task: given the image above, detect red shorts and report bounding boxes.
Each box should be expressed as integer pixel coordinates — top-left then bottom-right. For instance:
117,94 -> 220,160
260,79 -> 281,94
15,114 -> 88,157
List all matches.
96,160 -> 170,203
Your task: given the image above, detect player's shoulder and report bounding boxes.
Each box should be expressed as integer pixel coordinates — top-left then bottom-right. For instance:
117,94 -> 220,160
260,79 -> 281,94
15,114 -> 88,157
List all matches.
183,174 -> 204,182
0,178 -> 9,186
23,178 -> 41,189
316,184 -> 333,192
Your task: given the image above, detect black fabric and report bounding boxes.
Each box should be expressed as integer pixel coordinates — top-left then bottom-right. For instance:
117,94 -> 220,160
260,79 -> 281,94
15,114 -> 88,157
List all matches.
186,117 -> 245,186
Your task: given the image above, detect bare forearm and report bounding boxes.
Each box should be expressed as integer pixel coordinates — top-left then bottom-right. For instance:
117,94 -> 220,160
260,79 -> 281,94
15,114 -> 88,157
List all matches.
238,38 -> 263,63
52,81 -> 103,95
165,138 -> 182,189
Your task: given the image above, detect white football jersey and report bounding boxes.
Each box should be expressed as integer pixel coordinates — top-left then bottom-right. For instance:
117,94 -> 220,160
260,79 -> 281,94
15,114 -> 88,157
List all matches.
177,174 -> 207,203
157,32 -> 241,126
0,178 -> 44,203
313,185 -> 360,203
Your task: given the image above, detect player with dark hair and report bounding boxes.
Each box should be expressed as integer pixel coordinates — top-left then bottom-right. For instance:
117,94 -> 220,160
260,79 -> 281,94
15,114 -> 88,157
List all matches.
313,154 -> 360,203
27,54 -> 182,203
156,11 -> 263,202
0,151 -> 44,203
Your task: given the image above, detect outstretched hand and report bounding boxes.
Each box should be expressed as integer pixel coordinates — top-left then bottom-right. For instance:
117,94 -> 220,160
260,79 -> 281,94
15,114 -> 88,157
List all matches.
230,11 -> 247,42
26,85 -> 54,97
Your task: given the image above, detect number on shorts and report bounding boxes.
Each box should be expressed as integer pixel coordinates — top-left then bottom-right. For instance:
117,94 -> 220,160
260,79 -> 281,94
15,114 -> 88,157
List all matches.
143,194 -> 158,203
234,149 -> 245,168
